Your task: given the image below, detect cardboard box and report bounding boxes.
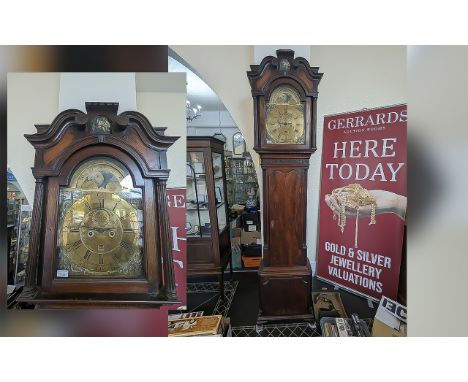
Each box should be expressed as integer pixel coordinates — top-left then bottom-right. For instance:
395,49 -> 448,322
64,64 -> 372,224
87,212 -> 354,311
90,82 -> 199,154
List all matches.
245,224 -> 258,232
168,315 -> 222,337
312,292 -> 348,320
242,256 -> 261,268
230,228 -> 242,246
230,227 -> 242,237
241,230 -> 261,245
231,236 -> 241,246
227,228 -> 243,270
241,244 -> 262,257
241,212 -> 259,226
372,296 -> 407,337
230,244 -> 242,269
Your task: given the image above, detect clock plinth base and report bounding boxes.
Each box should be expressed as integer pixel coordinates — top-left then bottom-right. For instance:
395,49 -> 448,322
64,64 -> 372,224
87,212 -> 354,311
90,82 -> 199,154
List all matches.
257,259 -> 313,323
17,288 -> 180,309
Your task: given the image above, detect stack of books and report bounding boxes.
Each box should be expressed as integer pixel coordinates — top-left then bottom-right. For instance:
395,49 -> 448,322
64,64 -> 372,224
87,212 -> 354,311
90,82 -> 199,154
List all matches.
320,314 -> 370,337
168,314 -> 231,337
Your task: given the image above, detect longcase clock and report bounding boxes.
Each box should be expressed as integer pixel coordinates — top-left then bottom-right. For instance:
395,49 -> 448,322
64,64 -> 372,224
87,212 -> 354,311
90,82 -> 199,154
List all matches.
247,49 -> 323,322
18,102 -> 180,309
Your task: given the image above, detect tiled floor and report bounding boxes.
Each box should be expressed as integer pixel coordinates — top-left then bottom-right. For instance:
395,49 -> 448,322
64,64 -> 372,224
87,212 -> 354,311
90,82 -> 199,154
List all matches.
186,271 -> 377,337
187,280 -> 239,318
232,322 -> 320,337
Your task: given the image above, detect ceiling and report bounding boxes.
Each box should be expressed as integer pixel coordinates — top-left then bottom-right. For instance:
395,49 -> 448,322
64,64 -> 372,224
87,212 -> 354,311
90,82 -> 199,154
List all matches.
168,56 -> 226,112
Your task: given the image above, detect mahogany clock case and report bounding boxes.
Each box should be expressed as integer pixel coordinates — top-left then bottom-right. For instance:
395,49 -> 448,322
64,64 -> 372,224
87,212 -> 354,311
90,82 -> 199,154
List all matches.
248,49 -> 323,322
17,102 -> 181,309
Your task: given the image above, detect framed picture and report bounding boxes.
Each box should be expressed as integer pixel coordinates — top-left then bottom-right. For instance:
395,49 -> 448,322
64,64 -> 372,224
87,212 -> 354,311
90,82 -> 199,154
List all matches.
233,132 -> 246,155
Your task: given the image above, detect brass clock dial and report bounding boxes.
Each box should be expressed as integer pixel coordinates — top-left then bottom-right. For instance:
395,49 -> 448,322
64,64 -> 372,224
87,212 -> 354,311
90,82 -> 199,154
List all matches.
265,86 -> 305,144
57,158 -> 144,278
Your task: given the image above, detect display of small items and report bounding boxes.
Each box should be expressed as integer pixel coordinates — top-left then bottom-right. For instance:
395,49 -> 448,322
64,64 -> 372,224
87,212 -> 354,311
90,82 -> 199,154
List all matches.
229,210 -> 263,270
227,155 -> 259,206
7,194 -> 32,287
240,211 -> 262,268
245,187 -> 258,212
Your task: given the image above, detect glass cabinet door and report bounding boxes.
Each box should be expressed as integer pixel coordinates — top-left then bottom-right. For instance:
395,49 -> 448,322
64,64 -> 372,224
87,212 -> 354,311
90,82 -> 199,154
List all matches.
212,152 -> 227,232
14,204 -> 32,285
186,151 -> 211,237
231,155 -> 259,205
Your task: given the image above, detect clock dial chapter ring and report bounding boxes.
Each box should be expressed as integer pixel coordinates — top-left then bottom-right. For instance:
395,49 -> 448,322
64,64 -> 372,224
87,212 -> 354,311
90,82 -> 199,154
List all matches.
61,192 -> 140,275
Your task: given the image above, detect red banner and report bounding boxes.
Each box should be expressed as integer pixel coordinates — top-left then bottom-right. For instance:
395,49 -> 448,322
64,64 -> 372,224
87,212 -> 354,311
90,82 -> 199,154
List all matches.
317,105 -> 407,300
166,188 -> 187,308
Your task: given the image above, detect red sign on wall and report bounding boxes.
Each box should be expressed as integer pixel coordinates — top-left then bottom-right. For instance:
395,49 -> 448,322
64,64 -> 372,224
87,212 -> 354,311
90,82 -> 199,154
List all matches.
166,187 -> 187,308
316,105 -> 407,300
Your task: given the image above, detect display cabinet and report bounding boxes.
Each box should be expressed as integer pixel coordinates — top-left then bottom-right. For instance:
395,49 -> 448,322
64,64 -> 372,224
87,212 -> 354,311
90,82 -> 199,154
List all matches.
187,137 -> 232,296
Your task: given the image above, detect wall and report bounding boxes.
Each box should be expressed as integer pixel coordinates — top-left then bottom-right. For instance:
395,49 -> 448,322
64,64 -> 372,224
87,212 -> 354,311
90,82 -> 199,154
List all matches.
7,72 -> 187,205
308,45 -> 406,271
136,73 -> 187,189
187,110 -> 236,129
187,126 -> 241,153
407,46 -> 468,335
171,45 -> 255,156
173,45 -> 406,272
186,109 -> 247,153
59,73 -> 137,112
254,45 -> 310,64
7,73 -> 61,204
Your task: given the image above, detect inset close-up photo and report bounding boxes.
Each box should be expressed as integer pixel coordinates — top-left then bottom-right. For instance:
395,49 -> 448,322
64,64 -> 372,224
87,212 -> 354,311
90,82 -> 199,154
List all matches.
7,72 -> 187,312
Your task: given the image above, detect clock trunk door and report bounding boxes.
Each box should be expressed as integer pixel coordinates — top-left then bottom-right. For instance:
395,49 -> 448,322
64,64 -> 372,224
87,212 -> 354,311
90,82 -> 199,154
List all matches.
264,167 -> 307,267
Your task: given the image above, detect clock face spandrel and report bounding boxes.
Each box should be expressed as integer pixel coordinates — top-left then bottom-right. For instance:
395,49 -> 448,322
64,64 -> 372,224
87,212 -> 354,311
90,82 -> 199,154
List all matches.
265,86 -> 305,145
56,158 -> 144,279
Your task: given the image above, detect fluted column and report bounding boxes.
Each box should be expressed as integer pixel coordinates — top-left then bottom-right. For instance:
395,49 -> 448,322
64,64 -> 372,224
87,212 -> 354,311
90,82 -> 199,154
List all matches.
25,176 -> 46,288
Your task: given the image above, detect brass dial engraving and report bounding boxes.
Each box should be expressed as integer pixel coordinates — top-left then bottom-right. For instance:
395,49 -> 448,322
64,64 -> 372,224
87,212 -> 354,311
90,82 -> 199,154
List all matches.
265,86 -> 305,144
57,158 -> 143,278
